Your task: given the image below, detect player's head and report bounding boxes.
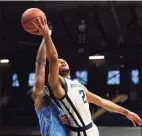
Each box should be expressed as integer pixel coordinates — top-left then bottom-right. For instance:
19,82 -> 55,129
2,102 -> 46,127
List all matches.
58,58 -> 70,77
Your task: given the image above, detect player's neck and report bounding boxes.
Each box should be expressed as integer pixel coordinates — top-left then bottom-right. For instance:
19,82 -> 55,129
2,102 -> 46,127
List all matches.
60,69 -> 71,78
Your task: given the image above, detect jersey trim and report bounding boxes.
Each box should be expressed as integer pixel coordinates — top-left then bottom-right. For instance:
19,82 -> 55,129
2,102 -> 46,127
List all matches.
66,95 -> 87,136
58,78 -> 81,135
60,100 -> 81,136
60,100 -> 80,126
67,122 -> 92,132
64,77 -> 76,81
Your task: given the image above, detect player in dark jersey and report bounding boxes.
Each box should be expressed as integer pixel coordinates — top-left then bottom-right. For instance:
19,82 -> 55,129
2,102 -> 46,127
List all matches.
32,17 -> 142,136
30,31 -> 69,136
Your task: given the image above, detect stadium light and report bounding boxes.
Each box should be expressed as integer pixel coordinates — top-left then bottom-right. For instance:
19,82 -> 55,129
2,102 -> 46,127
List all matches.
89,55 -> 105,60
0,59 -> 9,64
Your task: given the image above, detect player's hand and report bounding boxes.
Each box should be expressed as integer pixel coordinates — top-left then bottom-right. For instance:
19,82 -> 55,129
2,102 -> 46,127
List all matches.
60,115 -> 70,125
126,111 -> 142,126
32,17 -> 51,36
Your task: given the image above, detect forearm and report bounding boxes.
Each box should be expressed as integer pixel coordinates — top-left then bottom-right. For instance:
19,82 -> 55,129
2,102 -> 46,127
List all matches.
35,38 -> 47,65
102,99 -> 129,116
35,39 -> 46,89
85,90 -> 129,116
43,34 -> 58,62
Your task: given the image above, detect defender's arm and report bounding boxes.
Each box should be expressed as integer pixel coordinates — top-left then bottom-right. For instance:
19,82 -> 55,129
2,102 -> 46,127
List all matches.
33,38 -> 46,99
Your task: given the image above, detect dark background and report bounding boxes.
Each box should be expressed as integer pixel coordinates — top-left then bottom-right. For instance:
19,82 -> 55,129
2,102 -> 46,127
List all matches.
0,1 -> 142,129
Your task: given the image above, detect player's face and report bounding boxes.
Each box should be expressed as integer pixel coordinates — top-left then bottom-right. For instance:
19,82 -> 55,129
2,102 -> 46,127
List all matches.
58,59 -> 70,76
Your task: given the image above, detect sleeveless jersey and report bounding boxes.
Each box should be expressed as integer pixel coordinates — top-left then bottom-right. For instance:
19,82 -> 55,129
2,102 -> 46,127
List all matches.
35,98 -> 68,136
58,78 -> 99,136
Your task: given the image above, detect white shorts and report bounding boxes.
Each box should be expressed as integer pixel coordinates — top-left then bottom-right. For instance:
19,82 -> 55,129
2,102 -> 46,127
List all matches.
69,123 -> 99,136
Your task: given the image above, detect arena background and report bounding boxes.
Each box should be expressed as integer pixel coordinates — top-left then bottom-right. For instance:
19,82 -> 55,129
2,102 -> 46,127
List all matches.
0,1 -> 141,136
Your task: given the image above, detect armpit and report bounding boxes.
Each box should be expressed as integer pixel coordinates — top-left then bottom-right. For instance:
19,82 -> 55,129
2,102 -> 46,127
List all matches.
58,75 -> 65,88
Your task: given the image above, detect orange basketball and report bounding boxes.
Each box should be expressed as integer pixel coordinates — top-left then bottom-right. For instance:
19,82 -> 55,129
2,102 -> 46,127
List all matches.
21,8 -> 46,34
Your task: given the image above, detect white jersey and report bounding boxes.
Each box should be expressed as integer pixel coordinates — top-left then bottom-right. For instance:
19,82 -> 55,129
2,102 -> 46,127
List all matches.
58,78 -> 99,136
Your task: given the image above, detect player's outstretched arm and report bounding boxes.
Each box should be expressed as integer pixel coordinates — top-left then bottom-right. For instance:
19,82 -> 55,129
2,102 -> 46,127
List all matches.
83,86 -> 142,126
32,17 -> 65,99
32,38 -> 46,101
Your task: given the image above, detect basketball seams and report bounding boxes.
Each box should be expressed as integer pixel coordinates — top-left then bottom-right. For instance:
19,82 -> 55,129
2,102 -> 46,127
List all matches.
22,15 -> 46,30
22,15 -> 46,24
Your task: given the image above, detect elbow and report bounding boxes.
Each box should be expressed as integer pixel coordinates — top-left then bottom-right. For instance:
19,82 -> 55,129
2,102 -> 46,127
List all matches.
100,99 -> 111,110
89,97 -> 105,108
35,76 -> 44,89
100,99 -> 106,107
35,77 -> 41,85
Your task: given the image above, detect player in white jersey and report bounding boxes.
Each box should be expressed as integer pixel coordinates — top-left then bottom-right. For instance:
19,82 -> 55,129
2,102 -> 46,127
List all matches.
57,77 -> 99,136
32,17 -> 142,136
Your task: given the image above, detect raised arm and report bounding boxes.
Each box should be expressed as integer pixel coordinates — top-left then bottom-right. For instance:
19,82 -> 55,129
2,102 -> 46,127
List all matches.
83,86 -> 142,126
33,17 -> 65,99
32,38 -> 46,100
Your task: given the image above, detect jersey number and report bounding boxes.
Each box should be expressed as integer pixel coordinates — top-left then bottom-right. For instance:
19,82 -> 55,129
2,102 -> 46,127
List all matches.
79,90 -> 87,103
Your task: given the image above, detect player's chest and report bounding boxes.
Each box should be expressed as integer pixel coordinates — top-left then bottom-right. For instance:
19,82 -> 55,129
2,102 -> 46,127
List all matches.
67,86 -> 87,104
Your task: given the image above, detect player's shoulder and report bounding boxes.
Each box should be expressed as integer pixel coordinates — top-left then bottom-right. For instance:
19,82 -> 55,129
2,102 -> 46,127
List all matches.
63,78 -> 84,88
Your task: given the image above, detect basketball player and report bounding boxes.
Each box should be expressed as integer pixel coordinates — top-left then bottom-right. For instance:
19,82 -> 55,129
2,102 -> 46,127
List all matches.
30,30 -> 69,136
33,17 -> 142,136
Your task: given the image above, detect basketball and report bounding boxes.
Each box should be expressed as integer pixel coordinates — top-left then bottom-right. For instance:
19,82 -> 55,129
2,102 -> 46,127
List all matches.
21,8 -> 46,33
